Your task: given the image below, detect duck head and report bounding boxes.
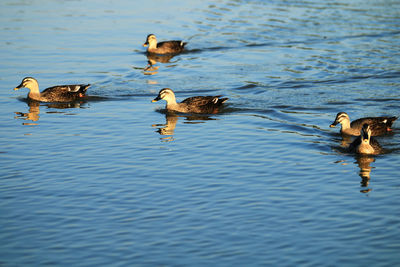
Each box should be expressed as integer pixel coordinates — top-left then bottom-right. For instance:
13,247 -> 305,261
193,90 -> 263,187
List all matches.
361,123 -> 372,144
330,112 -> 350,127
14,77 -> 39,92
143,34 -> 157,48
152,88 -> 176,104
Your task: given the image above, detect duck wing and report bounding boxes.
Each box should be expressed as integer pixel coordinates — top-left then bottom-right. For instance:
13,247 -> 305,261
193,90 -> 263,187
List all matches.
181,96 -> 220,106
182,96 -> 213,105
351,116 -> 397,135
182,96 -> 228,113
157,41 -> 186,53
41,84 -> 91,102
42,84 -> 90,93
349,136 -> 362,152
370,137 -> 382,151
351,117 -> 395,128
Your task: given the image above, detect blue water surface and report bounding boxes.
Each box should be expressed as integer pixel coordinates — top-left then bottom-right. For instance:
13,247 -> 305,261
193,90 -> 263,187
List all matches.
1,0 -> 400,266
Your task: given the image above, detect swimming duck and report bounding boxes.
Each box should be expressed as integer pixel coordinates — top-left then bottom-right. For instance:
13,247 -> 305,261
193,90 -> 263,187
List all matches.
143,34 -> 187,54
14,77 -> 90,102
330,112 -> 396,136
152,88 -> 228,114
349,124 -> 383,155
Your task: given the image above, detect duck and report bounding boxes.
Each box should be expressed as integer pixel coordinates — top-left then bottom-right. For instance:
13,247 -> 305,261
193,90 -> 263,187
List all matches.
349,124 -> 383,155
14,77 -> 90,102
143,34 -> 187,54
152,88 -> 228,114
330,112 -> 396,136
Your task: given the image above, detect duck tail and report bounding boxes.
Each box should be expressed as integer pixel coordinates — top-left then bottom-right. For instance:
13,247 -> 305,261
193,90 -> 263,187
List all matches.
387,116 -> 397,127
219,97 -> 229,105
80,84 -> 91,93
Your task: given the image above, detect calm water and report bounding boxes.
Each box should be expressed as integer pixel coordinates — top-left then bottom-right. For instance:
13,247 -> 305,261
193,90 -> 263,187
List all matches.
1,0 -> 400,266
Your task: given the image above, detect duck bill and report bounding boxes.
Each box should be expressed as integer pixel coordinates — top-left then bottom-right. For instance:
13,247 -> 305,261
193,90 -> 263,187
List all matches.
14,82 -> 23,90
143,42 -> 148,47
152,96 -> 161,102
329,122 -> 337,128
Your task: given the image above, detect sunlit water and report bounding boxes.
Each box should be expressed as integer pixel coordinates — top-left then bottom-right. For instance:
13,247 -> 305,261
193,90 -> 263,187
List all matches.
1,0 -> 400,266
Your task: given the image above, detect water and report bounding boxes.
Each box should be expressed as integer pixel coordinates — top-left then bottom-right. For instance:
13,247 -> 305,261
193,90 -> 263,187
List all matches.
1,0 -> 400,266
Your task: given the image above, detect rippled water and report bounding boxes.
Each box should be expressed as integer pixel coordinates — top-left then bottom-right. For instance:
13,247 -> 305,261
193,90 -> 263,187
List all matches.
1,0 -> 400,266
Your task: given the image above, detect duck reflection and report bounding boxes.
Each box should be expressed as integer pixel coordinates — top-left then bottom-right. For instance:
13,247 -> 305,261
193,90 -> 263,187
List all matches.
339,134 -> 353,148
14,99 -> 86,125
14,100 -> 41,125
152,112 -> 216,142
143,53 -> 179,75
332,133 -> 377,193
354,155 -> 375,193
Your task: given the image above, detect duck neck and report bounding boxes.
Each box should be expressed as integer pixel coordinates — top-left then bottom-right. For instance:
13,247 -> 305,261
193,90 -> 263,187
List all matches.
358,140 -> 374,154
165,96 -> 181,111
340,120 -> 351,130
165,96 -> 177,107
27,84 -> 41,101
148,40 -> 158,50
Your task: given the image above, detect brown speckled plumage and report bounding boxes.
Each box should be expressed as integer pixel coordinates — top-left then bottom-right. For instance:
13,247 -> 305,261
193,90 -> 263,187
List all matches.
330,112 -> 396,136
152,88 -> 228,114
143,34 -> 186,54
14,77 -> 90,102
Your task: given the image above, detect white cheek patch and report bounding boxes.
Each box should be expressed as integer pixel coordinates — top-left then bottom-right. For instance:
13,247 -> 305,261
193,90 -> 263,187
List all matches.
338,115 -> 347,122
